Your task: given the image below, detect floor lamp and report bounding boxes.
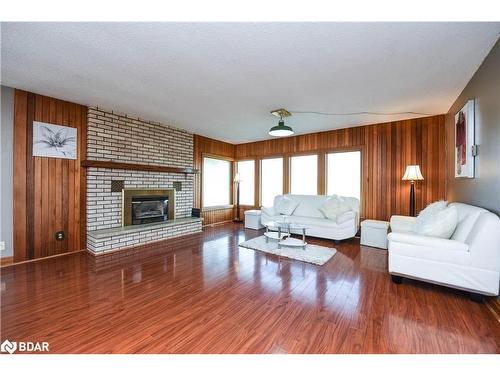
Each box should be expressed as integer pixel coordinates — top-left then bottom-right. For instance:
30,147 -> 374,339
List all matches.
402,165 -> 424,217
233,172 -> 243,222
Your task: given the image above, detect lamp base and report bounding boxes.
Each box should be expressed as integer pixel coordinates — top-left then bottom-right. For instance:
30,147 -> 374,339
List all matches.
409,181 -> 416,217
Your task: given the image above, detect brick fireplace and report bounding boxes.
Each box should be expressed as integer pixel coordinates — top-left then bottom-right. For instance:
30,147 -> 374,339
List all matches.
85,108 -> 202,254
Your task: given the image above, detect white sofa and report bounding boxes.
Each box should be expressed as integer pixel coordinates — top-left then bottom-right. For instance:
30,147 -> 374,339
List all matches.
261,194 -> 360,241
388,203 -> 500,296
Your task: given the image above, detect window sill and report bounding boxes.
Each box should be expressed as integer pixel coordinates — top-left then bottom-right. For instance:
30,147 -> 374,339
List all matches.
202,205 -> 234,212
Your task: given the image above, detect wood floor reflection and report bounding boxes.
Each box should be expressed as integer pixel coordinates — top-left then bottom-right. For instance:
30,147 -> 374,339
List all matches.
1,224 -> 499,353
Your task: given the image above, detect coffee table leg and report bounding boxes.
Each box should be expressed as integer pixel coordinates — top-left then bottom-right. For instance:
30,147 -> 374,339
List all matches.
278,227 -> 281,249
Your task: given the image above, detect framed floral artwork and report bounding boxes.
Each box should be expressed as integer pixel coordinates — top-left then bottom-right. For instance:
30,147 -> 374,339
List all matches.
455,99 -> 475,178
32,121 -> 77,160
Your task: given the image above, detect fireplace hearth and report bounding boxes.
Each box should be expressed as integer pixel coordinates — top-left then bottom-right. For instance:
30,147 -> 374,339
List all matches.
122,188 -> 176,226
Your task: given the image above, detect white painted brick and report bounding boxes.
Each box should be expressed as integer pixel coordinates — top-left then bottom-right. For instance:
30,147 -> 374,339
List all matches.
86,107 -> 196,250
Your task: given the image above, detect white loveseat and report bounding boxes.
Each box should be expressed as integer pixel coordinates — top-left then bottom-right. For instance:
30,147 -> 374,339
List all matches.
261,194 -> 360,241
388,203 -> 500,296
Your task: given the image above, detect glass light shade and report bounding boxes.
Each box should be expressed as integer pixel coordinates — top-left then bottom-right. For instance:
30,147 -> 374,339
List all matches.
269,119 -> 294,137
402,165 -> 424,181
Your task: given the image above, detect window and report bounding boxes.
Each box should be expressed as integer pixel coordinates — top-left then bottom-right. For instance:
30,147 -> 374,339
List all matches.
236,160 -> 255,206
203,157 -> 231,207
260,157 -> 283,207
290,154 -> 318,195
327,151 -> 361,199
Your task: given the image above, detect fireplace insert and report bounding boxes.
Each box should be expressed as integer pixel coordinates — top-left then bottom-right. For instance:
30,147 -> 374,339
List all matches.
122,188 -> 176,226
131,196 -> 168,225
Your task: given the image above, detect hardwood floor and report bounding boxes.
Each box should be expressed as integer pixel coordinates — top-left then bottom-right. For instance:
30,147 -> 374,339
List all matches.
1,223 -> 499,353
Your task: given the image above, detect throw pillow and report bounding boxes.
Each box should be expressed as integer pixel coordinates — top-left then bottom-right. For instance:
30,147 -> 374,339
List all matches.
320,195 -> 351,221
275,196 -> 299,216
414,205 -> 458,239
415,200 -> 448,232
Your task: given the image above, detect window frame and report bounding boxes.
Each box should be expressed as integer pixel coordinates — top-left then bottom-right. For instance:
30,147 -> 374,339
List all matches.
231,146 -> 364,215
289,152 -> 320,195
201,153 -> 234,210
236,158 -> 256,207
324,147 -> 363,201
259,155 -> 285,207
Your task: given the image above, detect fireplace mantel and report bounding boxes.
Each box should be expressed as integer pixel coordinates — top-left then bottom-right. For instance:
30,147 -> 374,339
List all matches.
81,160 -> 199,175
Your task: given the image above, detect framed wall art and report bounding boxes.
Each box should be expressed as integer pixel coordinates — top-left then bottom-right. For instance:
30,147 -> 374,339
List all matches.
33,121 -> 77,160
454,99 -> 475,178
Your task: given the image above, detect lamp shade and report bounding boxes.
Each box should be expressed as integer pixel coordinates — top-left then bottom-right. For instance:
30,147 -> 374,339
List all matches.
269,119 -> 294,137
402,165 -> 424,181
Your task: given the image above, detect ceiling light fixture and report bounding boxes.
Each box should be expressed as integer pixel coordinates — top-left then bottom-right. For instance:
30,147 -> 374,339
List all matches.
269,108 -> 294,137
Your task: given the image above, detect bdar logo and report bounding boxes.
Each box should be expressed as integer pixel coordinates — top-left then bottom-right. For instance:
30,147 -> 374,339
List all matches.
1,339 -> 17,354
0,339 -> 49,354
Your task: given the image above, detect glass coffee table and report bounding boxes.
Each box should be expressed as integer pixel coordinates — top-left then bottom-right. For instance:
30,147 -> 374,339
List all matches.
263,220 -> 308,250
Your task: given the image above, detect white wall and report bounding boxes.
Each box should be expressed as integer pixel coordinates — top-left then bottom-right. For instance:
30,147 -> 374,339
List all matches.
446,39 -> 500,215
1,85 -> 14,258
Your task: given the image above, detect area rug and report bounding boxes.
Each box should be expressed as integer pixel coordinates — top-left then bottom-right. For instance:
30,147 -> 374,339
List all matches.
238,235 -> 336,266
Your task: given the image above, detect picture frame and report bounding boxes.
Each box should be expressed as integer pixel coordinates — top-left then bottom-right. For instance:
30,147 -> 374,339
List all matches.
32,121 -> 78,160
454,99 -> 475,178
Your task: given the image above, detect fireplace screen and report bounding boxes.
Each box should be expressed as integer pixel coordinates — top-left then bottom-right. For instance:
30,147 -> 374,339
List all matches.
131,197 -> 168,225
122,189 -> 175,227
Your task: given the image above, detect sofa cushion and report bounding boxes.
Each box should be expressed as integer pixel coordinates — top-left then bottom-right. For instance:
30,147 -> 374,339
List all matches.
415,200 -> 448,226
319,195 -> 351,220
287,215 -> 354,229
290,195 -> 327,218
414,205 -> 458,239
388,232 -> 469,252
274,196 -> 299,215
388,233 -> 470,266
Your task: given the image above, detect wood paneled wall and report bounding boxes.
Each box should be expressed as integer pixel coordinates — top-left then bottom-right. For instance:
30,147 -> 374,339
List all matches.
193,135 -> 236,225
13,90 -> 87,262
234,115 -> 446,221
200,208 -> 236,226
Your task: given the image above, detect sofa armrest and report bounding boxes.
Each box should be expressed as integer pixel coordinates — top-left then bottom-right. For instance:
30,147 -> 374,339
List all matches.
336,211 -> 356,225
261,206 -> 277,217
390,215 -> 416,233
261,206 -> 277,225
388,232 -> 469,252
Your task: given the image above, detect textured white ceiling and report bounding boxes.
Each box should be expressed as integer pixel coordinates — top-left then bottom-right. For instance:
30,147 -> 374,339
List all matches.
1,22 -> 499,143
